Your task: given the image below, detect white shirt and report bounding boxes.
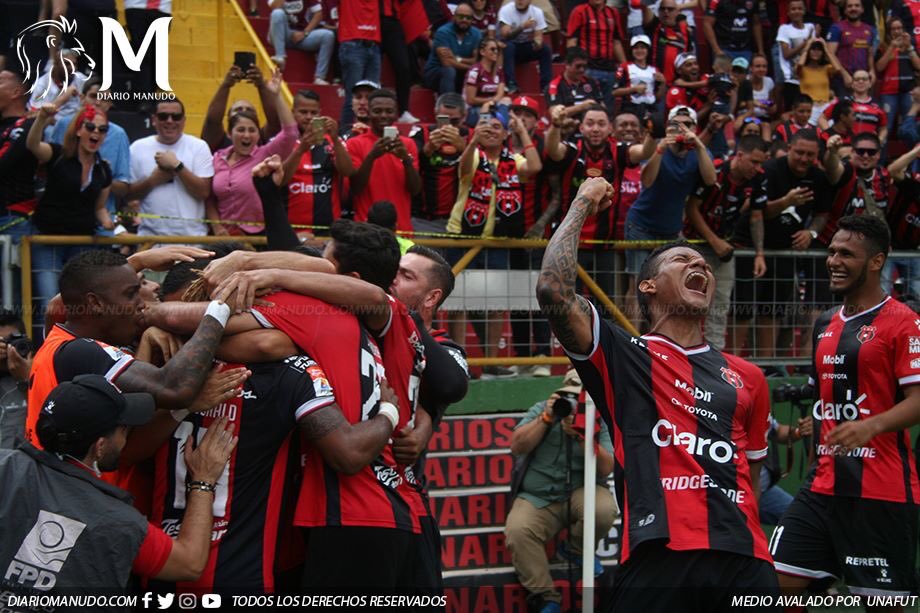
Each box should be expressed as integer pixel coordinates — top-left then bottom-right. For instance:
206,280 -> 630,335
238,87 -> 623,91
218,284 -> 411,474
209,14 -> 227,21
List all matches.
777,22 -> 816,83
628,1 -> 696,30
28,71 -> 87,116
130,133 -> 215,237
124,0 -> 172,12
498,3 -> 547,43
752,76 -> 774,118
625,63 -> 658,105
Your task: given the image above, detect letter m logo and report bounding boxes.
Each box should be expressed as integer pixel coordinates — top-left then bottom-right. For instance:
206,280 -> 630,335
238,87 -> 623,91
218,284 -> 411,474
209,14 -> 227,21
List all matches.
99,16 -> 172,91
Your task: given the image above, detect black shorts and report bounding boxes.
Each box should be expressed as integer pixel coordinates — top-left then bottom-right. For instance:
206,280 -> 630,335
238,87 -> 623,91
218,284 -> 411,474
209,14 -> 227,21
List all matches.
610,541 -> 779,613
771,489 -> 919,596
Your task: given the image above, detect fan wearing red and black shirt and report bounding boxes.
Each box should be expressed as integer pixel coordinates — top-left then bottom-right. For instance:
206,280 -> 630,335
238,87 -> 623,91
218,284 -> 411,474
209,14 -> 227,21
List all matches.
685,135 -> 769,351
885,142 -> 920,298
0,68 -> 38,240
545,104 -> 655,306
283,90 -> 354,236
771,215 -> 920,602
822,132 -> 892,246
820,71 -> 888,144
773,94 -> 814,143
546,47 -> 604,121
410,93 -> 470,235
565,0 -> 626,110
639,0 -> 695,83
537,178 -> 777,611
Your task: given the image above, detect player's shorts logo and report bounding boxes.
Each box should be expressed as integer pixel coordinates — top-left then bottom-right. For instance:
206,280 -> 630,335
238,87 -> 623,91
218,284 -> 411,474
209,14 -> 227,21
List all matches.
720,366 -> 744,389
856,325 -> 876,344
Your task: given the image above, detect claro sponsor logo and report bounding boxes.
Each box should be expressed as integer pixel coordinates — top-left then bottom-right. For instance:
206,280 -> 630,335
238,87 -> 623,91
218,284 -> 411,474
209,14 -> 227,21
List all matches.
651,419 -> 735,464
813,390 -> 869,421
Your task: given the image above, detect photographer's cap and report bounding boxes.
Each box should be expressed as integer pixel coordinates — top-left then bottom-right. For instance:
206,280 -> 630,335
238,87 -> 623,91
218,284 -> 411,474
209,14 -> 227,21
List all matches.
674,52 -> 697,71
668,105 -> 698,124
41,375 -> 155,440
555,369 -> 583,396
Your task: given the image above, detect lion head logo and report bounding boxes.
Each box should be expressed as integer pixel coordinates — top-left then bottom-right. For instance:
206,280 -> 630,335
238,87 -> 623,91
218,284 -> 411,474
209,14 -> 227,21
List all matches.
16,17 -> 95,103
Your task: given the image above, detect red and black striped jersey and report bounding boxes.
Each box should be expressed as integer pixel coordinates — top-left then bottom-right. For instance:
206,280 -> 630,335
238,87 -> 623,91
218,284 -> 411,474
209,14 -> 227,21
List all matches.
519,132 -> 549,231
645,17 -> 693,83
570,304 -> 772,564
686,156 -> 768,241
772,120 -> 810,143
0,116 -> 38,213
615,163 -> 642,240
878,46 -> 916,95
888,174 -> 920,249
376,296 -> 429,507
545,75 -> 603,111
410,123 -> 469,220
558,139 -> 633,244
822,98 -> 887,135
566,3 -> 623,71
820,163 -> 891,245
150,358 -> 334,593
891,0 -> 920,50
252,291 -> 421,533
286,136 -> 341,231
808,297 -> 920,503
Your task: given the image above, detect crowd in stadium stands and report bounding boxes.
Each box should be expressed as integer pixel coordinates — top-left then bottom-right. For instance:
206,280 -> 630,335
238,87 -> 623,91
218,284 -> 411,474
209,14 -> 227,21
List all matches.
2,0 -> 920,609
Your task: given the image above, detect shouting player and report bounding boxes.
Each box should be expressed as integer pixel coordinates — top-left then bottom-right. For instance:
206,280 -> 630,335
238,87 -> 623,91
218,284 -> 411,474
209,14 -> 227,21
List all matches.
536,178 -> 777,610
771,215 -> 920,606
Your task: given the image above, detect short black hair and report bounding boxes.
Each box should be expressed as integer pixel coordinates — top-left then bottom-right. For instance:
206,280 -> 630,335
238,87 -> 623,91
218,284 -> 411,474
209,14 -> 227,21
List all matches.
582,103 -> 609,118
407,244 -> 455,307
792,93 -> 813,107
836,215 -> 890,259
82,77 -> 102,94
0,308 -> 25,333
329,220 -> 400,291
737,134 -> 768,154
367,201 -> 398,231
831,100 -> 854,123
435,92 -> 466,113
154,96 -> 185,115
37,413 -> 114,459
368,89 -> 398,106
770,140 -> 789,157
160,258 -> 212,300
636,240 -> 699,322
789,127 -> 819,146
59,250 -> 129,307
565,47 -> 589,64
295,89 -> 321,102
851,131 -> 881,149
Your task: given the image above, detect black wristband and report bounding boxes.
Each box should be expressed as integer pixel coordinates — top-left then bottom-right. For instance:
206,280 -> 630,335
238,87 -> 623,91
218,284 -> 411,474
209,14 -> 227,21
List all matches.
187,480 -> 216,493
173,161 -> 185,173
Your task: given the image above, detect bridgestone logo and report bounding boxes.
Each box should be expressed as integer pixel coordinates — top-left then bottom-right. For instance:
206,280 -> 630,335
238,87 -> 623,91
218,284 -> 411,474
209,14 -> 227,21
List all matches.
651,419 -> 735,464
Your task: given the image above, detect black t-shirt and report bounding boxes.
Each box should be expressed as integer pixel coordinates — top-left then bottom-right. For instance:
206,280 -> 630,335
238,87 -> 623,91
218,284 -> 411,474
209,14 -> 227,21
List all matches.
706,0 -> 759,51
760,157 -> 831,248
0,116 -> 39,213
32,144 -> 112,235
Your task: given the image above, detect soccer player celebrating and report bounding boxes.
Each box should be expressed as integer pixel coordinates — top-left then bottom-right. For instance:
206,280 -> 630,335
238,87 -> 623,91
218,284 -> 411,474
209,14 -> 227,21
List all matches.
771,215 -> 920,603
536,178 -> 777,609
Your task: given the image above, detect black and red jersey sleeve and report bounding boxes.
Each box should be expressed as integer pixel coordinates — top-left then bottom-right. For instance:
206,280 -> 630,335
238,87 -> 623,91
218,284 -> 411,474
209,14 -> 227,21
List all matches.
277,355 -> 337,422
53,338 -> 135,384
894,317 -> 920,388
743,365 -> 770,461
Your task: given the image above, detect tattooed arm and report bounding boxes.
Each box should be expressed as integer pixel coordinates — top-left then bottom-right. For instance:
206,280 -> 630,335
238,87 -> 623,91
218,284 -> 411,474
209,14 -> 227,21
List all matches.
536,177 -> 614,356
115,314 -> 227,408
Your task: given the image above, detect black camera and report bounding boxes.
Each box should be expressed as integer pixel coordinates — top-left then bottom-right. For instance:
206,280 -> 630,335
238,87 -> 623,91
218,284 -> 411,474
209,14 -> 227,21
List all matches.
708,73 -> 735,97
552,392 -> 579,419
4,333 -> 33,357
772,383 -> 813,403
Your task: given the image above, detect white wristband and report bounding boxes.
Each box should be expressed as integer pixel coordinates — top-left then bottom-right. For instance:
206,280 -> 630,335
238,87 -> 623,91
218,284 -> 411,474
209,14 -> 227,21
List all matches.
171,409 -> 189,423
377,402 -> 400,431
204,300 -> 232,328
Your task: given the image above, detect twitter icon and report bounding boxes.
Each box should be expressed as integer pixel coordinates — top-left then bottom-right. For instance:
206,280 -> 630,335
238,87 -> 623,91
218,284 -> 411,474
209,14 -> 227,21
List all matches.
157,594 -> 174,609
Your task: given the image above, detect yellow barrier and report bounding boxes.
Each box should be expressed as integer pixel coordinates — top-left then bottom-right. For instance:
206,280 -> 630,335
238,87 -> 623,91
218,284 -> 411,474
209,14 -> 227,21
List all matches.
20,234 -> 651,365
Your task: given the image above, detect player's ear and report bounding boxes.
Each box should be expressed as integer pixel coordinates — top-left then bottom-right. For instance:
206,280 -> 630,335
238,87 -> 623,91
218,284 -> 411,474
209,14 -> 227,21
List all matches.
638,278 -> 656,297
868,251 -> 886,273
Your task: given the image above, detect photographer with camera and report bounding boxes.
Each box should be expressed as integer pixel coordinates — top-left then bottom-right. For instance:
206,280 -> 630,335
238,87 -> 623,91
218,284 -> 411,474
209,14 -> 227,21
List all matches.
505,369 -> 616,613
0,310 -> 31,450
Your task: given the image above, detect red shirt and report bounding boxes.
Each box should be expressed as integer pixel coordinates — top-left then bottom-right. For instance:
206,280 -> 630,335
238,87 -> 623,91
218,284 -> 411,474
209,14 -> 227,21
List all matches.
346,131 -> 418,232
337,0 -> 380,42
809,298 -> 920,503
132,523 -> 173,578
822,98 -> 887,134
252,292 -> 421,533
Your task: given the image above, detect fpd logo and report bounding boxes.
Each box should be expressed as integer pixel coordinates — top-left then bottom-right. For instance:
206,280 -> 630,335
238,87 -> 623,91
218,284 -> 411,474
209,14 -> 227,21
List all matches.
856,325 -> 876,344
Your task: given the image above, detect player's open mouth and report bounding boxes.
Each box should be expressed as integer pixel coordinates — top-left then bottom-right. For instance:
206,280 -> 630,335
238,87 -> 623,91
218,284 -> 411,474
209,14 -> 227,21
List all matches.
685,271 -> 709,294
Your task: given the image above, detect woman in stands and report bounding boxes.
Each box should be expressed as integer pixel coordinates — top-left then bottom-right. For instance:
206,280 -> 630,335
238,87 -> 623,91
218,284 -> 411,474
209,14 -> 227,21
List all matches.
876,17 -> 920,134
464,38 -> 511,126
26,104 -> 114,312
471,0 -> 498,34
207,70 -> 298,237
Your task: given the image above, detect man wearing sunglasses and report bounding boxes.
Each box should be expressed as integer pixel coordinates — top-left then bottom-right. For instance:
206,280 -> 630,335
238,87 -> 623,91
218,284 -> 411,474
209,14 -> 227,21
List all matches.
122,99 -> 215,239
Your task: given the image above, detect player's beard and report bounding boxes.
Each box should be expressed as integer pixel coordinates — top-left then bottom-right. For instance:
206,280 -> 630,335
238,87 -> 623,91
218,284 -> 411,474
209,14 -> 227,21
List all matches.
831,261 -> 869,296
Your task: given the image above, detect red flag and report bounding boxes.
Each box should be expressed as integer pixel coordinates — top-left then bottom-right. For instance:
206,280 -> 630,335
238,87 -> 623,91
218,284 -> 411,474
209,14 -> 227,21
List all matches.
398,0 -> 431,43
